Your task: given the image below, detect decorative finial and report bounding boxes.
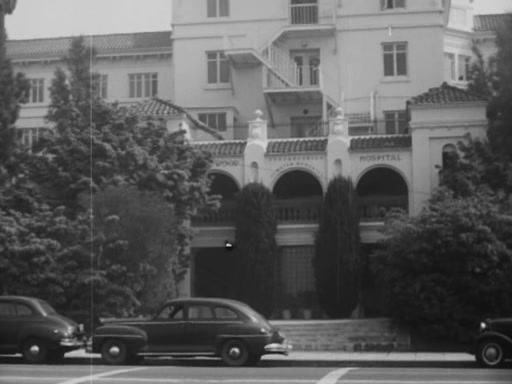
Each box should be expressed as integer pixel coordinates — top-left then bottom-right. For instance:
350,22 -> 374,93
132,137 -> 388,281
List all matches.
335,107 -> 344,118
254,110 -> 263,120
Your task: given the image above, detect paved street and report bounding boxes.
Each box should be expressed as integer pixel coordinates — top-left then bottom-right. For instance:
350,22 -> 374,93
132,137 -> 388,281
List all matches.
0,355 -> 510,384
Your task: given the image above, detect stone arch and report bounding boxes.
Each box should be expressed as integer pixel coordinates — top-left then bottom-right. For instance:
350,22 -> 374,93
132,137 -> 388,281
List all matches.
272,169 -> 323,199
442,143 -> 458,169
356,166 -> 409,221
208,171 -> 240,200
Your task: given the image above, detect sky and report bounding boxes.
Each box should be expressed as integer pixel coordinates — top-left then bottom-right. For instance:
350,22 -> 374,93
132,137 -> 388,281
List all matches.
4,0 -> 512,40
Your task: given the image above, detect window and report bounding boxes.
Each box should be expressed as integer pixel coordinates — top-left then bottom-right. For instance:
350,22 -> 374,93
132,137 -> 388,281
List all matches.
457,55 -> 471,81
198,112 -> 227,131
188,305 -> 214,320
384,110 -> 408,134
442,144 -> 458,169
381,0 -> 405,10
15,304 -> 33,317
129,73 -> 158,98
96,74 -> 108,99
156,304 -> 184,320
207,0 -> 229,17
444,53 -> 455,81
27,78 -> 44,103
383,43 -> 407,77
207,52 -> 230,84
444,53 -> 471,82
20,128 -> 44,148
0,303 -> 15,317
214,306 -> 239,320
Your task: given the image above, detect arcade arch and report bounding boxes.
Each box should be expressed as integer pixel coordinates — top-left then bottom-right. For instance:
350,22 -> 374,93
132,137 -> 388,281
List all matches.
356,166 -> 409,221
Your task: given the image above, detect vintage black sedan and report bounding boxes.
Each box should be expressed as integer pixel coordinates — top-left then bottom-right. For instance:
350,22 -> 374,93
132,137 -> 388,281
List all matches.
0,296 -> 84,363
89,297 -> 292,366
473,317 -> 512,368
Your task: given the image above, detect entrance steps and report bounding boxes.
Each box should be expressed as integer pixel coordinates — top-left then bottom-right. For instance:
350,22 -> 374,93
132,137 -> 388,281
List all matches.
270,318 -> 410,352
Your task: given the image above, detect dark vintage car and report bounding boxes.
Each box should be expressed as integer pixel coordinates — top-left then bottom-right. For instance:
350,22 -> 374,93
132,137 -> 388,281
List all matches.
473,317 -> 512,368
89,297 -> 292,366
0,296 -> 84,363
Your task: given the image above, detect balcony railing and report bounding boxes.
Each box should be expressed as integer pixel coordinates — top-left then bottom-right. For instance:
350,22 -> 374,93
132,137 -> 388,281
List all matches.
291,3 -> 319,24
193,198 -> 322,226
305,119 -> 411,138
193,196 -> 408,226
359,195 -> 408,222
263,65 -> 322,90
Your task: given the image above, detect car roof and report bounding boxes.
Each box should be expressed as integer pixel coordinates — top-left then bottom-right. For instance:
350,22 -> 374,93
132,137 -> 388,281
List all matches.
165,297 -> 249,308
0,295 -> 41,303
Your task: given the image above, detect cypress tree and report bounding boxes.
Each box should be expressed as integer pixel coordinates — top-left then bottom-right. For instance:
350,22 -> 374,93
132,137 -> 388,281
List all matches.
314,176 -> 361,318
232,183 -> 277,317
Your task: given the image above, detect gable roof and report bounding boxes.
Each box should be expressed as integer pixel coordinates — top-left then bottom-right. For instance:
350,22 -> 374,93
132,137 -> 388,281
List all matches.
474,14 -> 512,32
408,82 -> 487,106
128,98 -> 224,141
6,31 -> 172,61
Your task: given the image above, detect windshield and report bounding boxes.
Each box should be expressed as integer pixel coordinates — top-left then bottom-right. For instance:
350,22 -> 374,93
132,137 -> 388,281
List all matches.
38,300 -> 57,315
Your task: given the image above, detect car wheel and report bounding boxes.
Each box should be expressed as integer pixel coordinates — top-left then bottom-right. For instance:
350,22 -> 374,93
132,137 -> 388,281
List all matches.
476,340 -> 505,368
22,338 -> 49,364
221,339 -> 250,367
101,339 -> 129,365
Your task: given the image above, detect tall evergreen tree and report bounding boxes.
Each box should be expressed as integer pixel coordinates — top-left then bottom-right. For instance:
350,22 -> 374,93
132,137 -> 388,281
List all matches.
468,14 -> 512,158
232,183 -> 277,317
314,176 -> 360,318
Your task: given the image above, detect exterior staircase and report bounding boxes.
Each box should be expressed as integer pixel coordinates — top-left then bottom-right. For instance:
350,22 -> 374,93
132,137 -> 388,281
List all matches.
270,318 -> 410,352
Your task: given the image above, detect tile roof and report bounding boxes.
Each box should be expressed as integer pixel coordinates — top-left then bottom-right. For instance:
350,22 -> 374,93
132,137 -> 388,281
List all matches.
266,138 -> 328,154
350,135 -> 412,151
128,98 -> 182,118
474,14 -> 512,32
6,31 -> 172,61
128,98 -> 224,140
408,82 -> 487,106
192,141 -> 247,156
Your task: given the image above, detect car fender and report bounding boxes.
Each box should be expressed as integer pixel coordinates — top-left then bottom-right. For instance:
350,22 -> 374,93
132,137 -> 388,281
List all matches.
91,325 -> 148,354
17,324 -> 62,349
214,324 -> 269,355
476,332 -> 512,351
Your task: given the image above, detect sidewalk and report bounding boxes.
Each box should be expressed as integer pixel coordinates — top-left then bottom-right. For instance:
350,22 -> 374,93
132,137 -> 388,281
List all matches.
66,349 -> 476,366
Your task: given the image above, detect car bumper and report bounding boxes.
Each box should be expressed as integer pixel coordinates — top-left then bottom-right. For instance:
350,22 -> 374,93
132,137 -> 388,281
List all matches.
264,340 -> 292,355
60,337 -> 84,348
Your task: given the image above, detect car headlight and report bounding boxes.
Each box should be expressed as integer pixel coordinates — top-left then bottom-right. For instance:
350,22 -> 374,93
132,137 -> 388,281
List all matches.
480,322 -> 487,331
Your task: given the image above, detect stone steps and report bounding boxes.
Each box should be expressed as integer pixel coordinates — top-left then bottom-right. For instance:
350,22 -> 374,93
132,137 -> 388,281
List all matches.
270,318 -> 410,352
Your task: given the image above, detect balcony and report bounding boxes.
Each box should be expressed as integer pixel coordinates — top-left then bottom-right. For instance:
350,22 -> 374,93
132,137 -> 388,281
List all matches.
284,1 -> 337,39
193,196 -> 408,226
193,198 -> 322,227
359,195 -> 408,222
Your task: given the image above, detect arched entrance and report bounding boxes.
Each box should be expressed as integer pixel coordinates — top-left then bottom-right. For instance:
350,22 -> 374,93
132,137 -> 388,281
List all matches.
194,172 -> 239,298
272,170 -> 323,318
356,166 -> 409,221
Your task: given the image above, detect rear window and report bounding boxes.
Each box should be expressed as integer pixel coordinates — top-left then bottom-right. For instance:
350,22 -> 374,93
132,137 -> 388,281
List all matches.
38,300 -> 56,315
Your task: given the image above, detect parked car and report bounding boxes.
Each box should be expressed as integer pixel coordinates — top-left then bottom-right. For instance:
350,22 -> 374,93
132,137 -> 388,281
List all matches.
0,296 -> 84,363
88,297 -> 292,366
473,317 -> 512,368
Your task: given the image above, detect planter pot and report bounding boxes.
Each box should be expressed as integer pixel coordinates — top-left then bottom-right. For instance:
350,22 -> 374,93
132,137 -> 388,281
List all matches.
302,309 -> 312,320
282,309 -> 292,320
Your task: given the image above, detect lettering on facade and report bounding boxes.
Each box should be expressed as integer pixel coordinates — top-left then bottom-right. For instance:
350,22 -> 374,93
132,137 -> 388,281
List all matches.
359,154 -> 402,162
270,159 -> 323,180
214,159 -> 240,167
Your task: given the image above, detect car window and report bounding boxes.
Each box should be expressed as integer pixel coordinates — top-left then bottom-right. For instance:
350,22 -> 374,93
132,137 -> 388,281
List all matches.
214,306 -> 239,320
156,304 -> 184,320
188,305 -> 214,320
15,304 -> 34,317
37,300 -> 56,315
0,303 -> 15,317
